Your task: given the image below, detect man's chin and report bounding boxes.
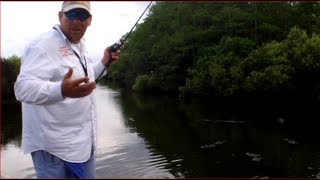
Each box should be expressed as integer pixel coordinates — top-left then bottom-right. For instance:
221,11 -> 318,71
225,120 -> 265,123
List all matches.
70,35 -> 83,43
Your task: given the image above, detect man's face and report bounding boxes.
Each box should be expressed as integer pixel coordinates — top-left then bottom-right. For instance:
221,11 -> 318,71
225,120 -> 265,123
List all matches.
59,8 -> 92,43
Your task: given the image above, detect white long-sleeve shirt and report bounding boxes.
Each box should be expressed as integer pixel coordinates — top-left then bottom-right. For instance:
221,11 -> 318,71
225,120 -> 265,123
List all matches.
14,24 -> 106,163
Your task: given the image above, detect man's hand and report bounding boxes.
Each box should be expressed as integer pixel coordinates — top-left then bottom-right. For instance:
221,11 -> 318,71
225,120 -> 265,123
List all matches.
61,68 -> 96,98
101,45 -> 120,67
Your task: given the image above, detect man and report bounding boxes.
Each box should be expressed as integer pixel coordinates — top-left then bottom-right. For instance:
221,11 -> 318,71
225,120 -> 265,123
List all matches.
14,1 -> 120,178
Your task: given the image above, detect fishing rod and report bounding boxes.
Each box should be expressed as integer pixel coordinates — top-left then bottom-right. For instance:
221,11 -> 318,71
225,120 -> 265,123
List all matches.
95,1 -> 153,83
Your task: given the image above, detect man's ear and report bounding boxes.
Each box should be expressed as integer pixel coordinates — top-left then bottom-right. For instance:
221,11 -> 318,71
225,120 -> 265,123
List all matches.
58,11 -> 63,22
87,16 -> 92,26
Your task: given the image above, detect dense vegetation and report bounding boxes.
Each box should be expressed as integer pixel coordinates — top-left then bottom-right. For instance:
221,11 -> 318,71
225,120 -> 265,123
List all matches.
104,1 -> 320,99
3,2 -> 320,101
2,55 -> 21,102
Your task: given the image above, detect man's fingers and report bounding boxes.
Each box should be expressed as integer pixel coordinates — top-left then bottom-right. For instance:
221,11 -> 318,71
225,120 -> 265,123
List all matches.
73,82 -> 96,96
61,67 -> 96,98
64,68 -> 73,80
73,77 -> 90,86
79,82 -> 96,91
62,80 -> 96,98
63,67 -> 89,85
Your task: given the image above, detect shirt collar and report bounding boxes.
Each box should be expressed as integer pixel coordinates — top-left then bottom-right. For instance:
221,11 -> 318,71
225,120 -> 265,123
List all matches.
53,24 -> 86,45
53,24 -> 86,52
53,24 -> 68,43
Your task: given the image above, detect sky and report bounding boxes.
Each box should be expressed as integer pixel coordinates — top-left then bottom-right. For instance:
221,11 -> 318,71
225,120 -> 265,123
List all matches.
1,1 -> 153,61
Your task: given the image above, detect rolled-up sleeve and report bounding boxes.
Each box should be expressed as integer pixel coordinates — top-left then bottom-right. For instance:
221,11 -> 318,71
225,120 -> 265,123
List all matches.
14,46 -> 64,105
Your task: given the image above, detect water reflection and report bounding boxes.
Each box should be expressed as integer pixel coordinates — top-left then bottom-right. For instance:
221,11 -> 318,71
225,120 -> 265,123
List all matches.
2,85 -> 320,178
1,102 -> 34,178
1,103 -> 22,146
1,86 -> 174,178
119,91 -> 199,177
116,90 -> 320,178
95,86 -> 174,178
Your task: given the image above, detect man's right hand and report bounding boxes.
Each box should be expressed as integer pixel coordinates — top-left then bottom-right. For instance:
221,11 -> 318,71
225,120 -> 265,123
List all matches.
61,68 -> 96,98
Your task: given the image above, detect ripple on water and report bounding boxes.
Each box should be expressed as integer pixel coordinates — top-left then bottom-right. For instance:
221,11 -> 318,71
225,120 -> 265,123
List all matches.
96,143 -> 175,178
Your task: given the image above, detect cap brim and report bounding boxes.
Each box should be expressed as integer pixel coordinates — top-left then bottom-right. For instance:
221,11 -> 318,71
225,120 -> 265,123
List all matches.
62,4 -> 90,14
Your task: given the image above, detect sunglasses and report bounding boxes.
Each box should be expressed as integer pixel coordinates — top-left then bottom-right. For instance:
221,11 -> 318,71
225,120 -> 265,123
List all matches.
64,10 -> 91,22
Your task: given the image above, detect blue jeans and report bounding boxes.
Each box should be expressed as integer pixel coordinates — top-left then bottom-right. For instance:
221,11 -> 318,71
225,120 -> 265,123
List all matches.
31,150 -> 96,178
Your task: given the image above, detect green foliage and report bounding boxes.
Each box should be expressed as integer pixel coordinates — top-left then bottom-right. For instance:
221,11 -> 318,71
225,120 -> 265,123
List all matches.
104,1 -> 320,99
181,26 -> 320,97
2,55 -> 21,100
240,27 -> 320,96
132,74 -> 158,92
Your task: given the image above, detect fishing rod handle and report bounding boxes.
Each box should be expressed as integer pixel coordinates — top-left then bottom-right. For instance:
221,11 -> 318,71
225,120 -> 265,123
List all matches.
105,42 -> 121,67
95,42 -> 122,83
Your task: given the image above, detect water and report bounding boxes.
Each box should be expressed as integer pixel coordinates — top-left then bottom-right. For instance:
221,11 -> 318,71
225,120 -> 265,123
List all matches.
2,85 -> 320,178
94,86 -> 174,178
1,85 -> 175,178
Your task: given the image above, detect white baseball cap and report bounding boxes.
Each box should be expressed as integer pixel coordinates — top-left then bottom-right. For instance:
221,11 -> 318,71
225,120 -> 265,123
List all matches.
62,1 -> 91,14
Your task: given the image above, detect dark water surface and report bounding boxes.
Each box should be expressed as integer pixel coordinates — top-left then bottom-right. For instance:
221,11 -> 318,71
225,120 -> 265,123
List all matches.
2,85 -> 320,178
